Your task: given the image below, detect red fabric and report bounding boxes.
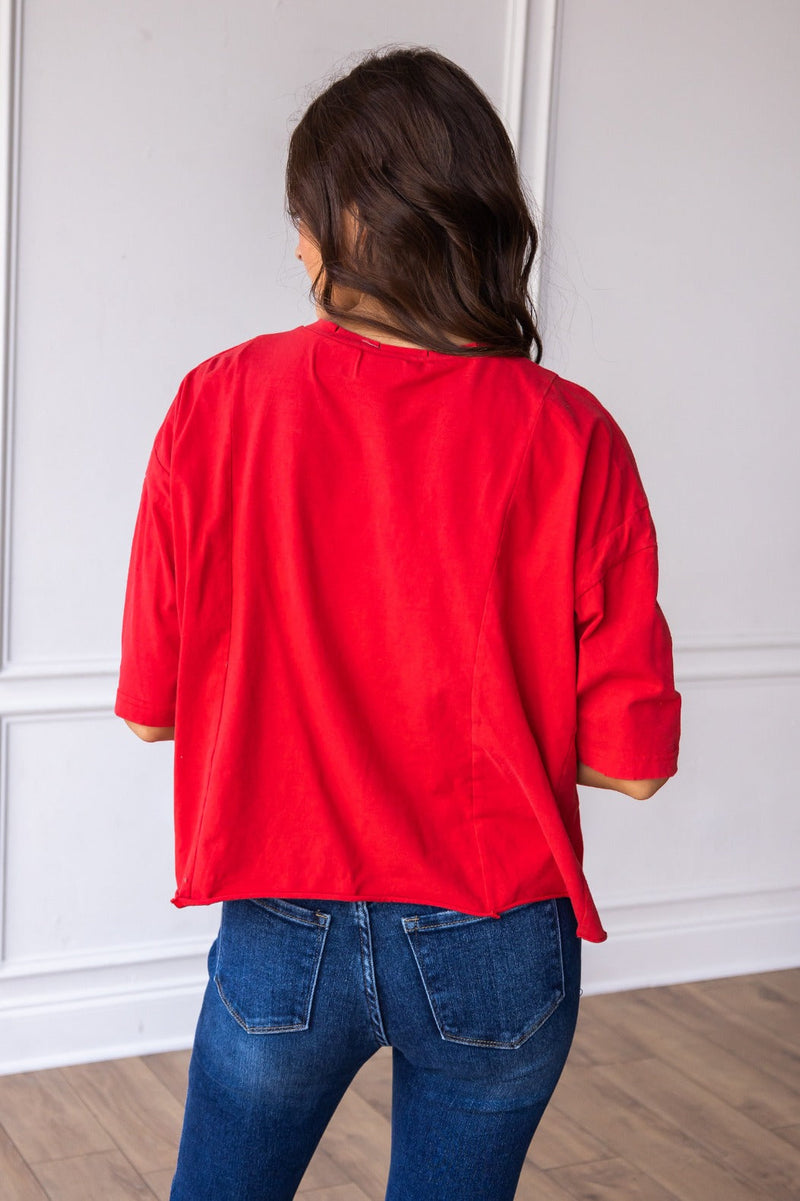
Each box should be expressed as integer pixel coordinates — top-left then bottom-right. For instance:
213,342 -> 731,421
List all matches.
115,319 -> 682,942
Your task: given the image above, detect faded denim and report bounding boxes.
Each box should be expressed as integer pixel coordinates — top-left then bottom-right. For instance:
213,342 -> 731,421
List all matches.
170,894 -> 581,1200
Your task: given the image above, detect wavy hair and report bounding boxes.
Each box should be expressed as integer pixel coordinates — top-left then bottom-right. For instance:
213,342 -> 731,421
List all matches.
285,45 -> 543,360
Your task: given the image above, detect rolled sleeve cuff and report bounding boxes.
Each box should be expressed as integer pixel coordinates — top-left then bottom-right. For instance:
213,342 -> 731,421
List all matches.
577,741 -> 679,781
114,687 -> 176,727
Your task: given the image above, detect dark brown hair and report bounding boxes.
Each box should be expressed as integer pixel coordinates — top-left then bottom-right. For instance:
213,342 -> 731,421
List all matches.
285,45 -> 543,360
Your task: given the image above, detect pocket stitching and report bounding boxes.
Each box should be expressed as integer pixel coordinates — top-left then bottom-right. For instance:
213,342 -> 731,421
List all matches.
249,896 -> 330,928
214,903 -> 330,1033
402,912 -> 487,933
402,897 -> 566,1048
215,977 -> 316,1034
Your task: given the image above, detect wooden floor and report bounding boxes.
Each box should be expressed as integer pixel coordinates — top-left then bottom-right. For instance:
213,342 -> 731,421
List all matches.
0,967 -> 798,1200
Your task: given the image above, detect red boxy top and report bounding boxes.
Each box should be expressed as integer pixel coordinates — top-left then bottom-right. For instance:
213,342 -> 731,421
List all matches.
114,318 -> 682,942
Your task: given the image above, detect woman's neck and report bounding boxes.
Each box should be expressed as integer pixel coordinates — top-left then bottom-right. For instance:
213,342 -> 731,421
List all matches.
315,304 -> 473,349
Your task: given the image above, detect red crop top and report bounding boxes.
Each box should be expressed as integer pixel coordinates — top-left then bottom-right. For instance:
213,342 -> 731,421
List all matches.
114,319 -> 682,942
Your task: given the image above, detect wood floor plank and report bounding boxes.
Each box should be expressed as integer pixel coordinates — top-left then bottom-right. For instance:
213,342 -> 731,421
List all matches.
525,1086 -> 612,1170
141,1166 -> 175,1201
585,986 -> 800,1128
772,1123 -> 800,1151
696,966 -> 800,1003
755,966 -> 800,1004
139,1050 -> 191,1108
0,1124 -> 49,1200
549,1061 -> 773,1200
296,1143 -> 353,1194
0,1065 -> 115,1164
686,973 -> 800,1047
639,980 -> 800,1091
347,1046 -> 392,1124
297,1185 -> 374,1200
549,1155 -> 683,1200
32,1149 -> 157,1200
60,1056 -> 184,1175
513,1159 -> 582,1200
568,1000 -> 652,1066
303,1081 -> 390,1201
596,1055 -> 800,1201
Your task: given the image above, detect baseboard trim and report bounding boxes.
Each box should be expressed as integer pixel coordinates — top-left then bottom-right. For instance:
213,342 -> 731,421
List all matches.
0,887 -> 797,1074
582,884 -> 800,993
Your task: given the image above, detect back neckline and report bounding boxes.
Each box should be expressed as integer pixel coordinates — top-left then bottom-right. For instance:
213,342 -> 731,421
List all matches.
308,318 -> 480,360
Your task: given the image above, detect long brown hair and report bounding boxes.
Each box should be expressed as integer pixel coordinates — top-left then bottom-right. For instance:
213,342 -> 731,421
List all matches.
285,45 -> 543,360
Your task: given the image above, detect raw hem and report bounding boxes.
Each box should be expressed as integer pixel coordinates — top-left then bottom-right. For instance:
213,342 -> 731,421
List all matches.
171,886 -> 608,942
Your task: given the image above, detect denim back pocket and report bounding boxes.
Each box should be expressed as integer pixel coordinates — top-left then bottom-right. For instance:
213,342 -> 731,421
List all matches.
401,898 -> 565,1048
213,898 -> 331,1034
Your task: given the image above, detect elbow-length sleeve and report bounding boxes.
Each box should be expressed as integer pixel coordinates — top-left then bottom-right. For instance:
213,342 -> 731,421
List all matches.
114,415 -> 180,727
573,412 -> 682,781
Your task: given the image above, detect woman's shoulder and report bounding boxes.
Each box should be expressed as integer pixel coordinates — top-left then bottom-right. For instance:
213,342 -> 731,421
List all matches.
181,324 -> 309,387
533,369 -> 642,474
537,369 -> 615,429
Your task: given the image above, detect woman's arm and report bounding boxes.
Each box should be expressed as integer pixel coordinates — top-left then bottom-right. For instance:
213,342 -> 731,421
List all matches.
124,720 -> 175,742
577,760 -> 669,801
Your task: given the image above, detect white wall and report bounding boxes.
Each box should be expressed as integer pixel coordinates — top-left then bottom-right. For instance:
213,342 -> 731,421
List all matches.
0,0 -> 796,1073
532,0 -> 800,990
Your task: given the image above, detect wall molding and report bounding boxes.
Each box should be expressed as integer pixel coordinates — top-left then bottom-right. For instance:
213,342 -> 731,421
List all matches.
518,0 -> 559,215
0,716 -> 7,965
674,635 -> 800,683
0,664 -> 120,714
582,883 -> 800,994
0,973 -> 202,1077
0,941 -> 209,1000
501,0 -> 531,151
503,0 -> 559,314
0,0 -> 19,677
0,881 -> 796,1075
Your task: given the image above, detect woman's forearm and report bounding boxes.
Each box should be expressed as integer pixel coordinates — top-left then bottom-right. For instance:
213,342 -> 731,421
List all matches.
124,720 -> 175,742
577,760 -> 668,800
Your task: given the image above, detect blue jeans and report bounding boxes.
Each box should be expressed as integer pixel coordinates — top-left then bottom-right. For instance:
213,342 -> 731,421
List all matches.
170,894 -> 581,1200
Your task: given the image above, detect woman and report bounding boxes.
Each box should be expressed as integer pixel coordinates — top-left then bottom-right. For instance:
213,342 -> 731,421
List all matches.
116,44 -> 681,1201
